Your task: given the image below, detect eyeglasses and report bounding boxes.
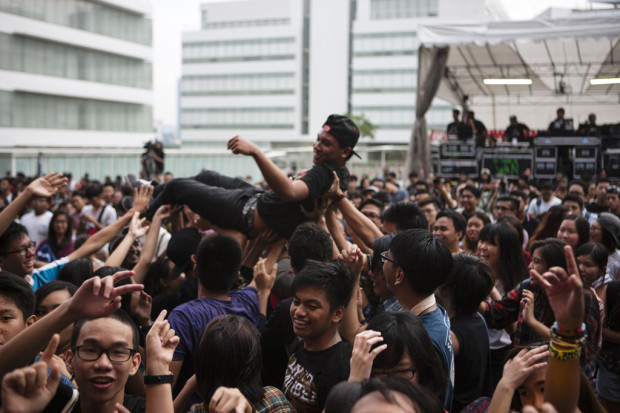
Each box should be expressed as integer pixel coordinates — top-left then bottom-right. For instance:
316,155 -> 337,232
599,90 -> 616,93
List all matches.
373,367 -> 417,380
73,346 -> 138,363
380,251 -> 395,265
3,241 -> 36,256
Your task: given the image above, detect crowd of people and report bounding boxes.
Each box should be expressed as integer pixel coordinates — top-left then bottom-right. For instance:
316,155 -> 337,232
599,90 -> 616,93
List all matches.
0,114 -> 618,413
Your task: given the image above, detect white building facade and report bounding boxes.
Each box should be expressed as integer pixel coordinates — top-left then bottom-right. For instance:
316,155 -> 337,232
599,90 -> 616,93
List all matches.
180,0 -> 490,151
0,0 -> 154,156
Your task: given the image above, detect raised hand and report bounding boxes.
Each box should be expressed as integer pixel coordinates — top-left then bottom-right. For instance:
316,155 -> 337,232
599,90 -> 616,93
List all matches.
25,173 -> 67,199
324,171 -> 343,201
498,346 -> 548,392
66,270 -> 144,320
253,257 -> 277,293
521,289 -> 536,326
132,185 -> 154,215
338,244 -> 365,277
152,205 -> 172,223
529,245 -> 584,330
134,291 -> 153,327
129,212 -> 149,239
1,334 -> 61,413
227,136 -> 259,157
145,310 -> 179,375
348,330 -> 387,381
209,386 -> 253,413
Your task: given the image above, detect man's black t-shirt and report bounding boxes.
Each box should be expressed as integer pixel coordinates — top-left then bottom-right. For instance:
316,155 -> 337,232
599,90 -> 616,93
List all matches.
505,123 -> 529,141
585,201 -> 608,214
283,340 -> 351,413
257,163 -> 350,239
72,394 -> 145,413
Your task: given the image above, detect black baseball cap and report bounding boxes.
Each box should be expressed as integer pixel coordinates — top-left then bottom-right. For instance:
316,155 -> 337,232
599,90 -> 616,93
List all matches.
322,114 -> 361,159
167,227 -> 202,279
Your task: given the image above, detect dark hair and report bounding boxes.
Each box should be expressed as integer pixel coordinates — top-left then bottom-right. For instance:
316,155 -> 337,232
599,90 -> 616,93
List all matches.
35,280 -> 77,314
288,223 -> 334,272
462,211 -> 491,253
103,182 -> 115,190
435,209 -> 466,234
73,234 -> 89,251
479,223 -> 528,291
409,171 -> 419,179
443,254 -> 493,314
194,315 -> 263,404
415,180 -> 430,192
575,242 -> 608,273
371,234 -> 397,273
496,195 -> 519,211
46,210 -> 73,258
0,222 -> 29,255
459,185 -> 481,199
71,309 -> 140,350
417,197 -> 441,211
529,239 -> 568,271
563,194 -> 584,210
195,234 -> 242,293
84,184 -> 103,199
143,257 -> 173,296
372,191 -> 391,205
382,202 -> 428,232
527,205 -> 570,250
367,312 -> 447,400
324,381 -> 363,413
540,181 -> 554,191
58,258 -> 94,287
511,190 -> 528,203
596,218 -> 618,253
596,178 -> 611,187
389,229 -> 453,295
360,198 -> 385,214
568,180 -> 587,194
0,271 -> 36,320
355,378 -> 444,413
497,215 -> 525,247
291,260 -> 354,312
561,214 -> 590,250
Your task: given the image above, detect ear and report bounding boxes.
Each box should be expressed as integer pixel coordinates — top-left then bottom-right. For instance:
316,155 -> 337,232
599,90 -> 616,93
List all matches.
457,231 -> 464,241
65,349 -> 75,375
393,267 -> 405,287
331,306 -> 345,324
340,146 -> 352,160
26,314 -> 36,327
129,351 -> 141,376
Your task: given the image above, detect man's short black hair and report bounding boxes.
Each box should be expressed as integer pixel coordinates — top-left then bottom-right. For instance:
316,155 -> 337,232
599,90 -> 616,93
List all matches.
84,184 -> 103,199
459,185 -> 480,199
540,181 -> 554,191
415,180 -> 430,192
511,190 -> 528,203
195,234 -> 242,293
287,223 -> 333,272
443,254 -> 493,314
359,198 -> 385,214
408,171 -> 418,179
568,180 -> 587,194
382,202 -> 428,231
389,229 -> 453,296
417,197 -> 441,211
291,260 -> 354,312
562,194 -> 584,210
71,310 -> 140,350
103,182 -> 115,189
435,209 -> 466,234
0,271 -> 36,320
496,195 -> 519,211
596,178 -> 611,187
0,222 -> 29,255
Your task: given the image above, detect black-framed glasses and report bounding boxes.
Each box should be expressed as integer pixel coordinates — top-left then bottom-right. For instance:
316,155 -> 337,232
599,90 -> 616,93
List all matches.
380,251 -> 395,265
3,241 -> 36,256
74,345 -> 138,363
373,367 -> 417,380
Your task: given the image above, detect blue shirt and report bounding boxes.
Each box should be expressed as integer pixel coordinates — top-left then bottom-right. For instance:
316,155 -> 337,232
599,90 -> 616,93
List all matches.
28,257 -> 69,291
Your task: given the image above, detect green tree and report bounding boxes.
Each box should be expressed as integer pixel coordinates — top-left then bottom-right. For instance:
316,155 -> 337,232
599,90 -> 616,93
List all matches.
346,113 -> 377,140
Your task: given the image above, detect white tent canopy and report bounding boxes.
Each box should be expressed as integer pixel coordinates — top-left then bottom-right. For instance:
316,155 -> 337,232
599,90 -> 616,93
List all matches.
406,14 -> 620,175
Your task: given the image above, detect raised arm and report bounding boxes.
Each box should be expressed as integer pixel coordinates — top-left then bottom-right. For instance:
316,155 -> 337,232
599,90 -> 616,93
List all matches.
0,173 -> 66,237
337,244 -> 365,343
104,212 -> 149,267
0,271 -> 143,381
132,205 -> 171,284
228,136 -> 309,202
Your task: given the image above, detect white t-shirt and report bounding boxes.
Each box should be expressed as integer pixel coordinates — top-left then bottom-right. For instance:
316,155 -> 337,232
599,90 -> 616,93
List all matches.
20,210 -> 53,246
82,204 -> 117,231
526,196 -> 561,217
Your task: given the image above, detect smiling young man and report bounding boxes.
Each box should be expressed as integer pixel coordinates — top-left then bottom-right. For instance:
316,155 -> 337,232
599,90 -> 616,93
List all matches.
283,260 -> 355,413
433,210 -> 465,254
146,114 -> 359,240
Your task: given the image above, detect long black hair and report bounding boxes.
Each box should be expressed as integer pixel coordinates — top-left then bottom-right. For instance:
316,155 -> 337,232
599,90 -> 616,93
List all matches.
479,223 -> 528,291
46,210 -> 73,258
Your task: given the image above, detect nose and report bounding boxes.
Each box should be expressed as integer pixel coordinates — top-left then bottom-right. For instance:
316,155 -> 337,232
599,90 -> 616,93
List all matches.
533,392 -> 544,410
93,352 -> 114,370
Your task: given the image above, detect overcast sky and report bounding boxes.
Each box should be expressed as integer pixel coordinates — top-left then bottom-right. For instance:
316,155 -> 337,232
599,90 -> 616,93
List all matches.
150,0 -> 596,126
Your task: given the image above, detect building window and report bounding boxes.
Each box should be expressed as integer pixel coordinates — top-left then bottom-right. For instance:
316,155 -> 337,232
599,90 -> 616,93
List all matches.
0,0 -> 152,45
352,69 -> 416,92
0,91 -> 152,132
181,107 -> 294,129
370,0 -> 438,19
181,73 -> 295,96
201,18 -> 290,29
183,37 -> 295,63
352,32 -> 417,57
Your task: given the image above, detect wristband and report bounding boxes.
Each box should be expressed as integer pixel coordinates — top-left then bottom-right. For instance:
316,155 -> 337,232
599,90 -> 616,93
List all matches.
335,193 -> 346,202
552,322 -> 586,336
549,341 -> 581,361
144,374 -> 174,385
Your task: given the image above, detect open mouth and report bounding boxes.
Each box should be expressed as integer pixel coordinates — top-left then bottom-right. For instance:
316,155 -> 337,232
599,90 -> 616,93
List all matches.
91,377 -> 114,390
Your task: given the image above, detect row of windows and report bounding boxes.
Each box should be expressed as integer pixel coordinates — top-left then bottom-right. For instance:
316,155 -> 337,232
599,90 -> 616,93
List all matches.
352,69 -> 416,92
181,107 -> 294,129
183,38 -> 296,63
353,32 -> 417,56
0,0 -> 152,45
181,73 -> 295,95
0,34 -> 151,89
352,105 -> 452,129
201,16 -> 290,30
0,91 -> 152,132
370,0 -> 438,19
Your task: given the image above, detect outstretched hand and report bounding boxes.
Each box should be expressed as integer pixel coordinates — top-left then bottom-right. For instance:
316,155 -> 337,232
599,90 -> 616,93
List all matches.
25,173 -> 67,199
128,212 -> 149,239
67,270 -> 144,321
338,244 -> 365,277
529,245 -> 584,330
253,257 -> 277,293
1,334 -> 61,413
132,185 -> 153,215
499,345 -> 548,392
145,310 -> 179,375
228,136 -> 259,157
348,330 -> 387,382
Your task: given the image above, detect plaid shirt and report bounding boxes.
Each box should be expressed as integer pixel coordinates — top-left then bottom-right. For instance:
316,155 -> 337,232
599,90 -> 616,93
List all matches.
483,279 -> 601,363
190,386 -> 295,413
